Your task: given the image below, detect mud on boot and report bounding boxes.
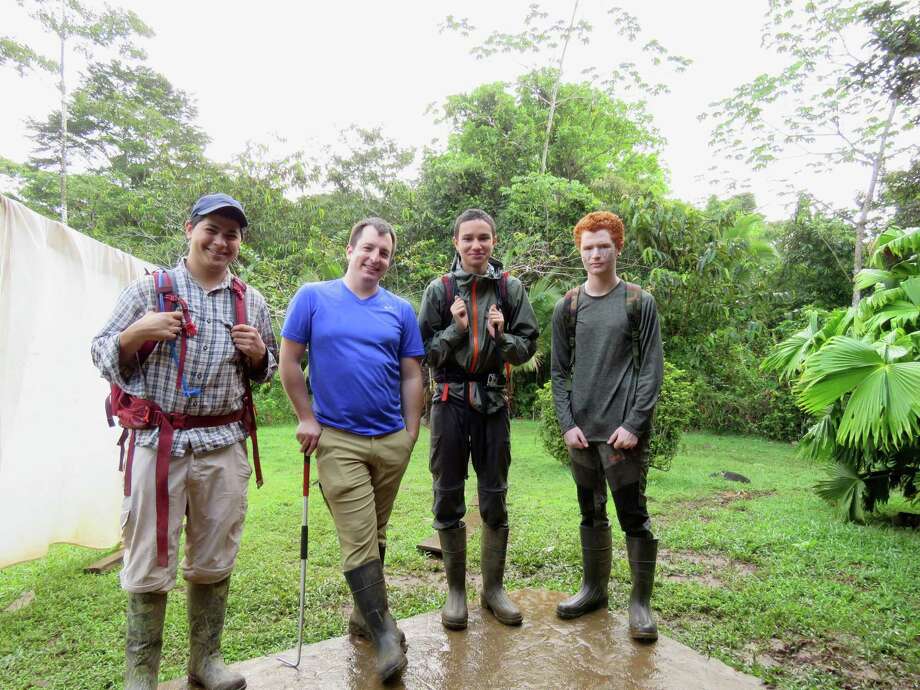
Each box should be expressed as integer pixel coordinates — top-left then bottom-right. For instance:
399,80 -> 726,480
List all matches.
187,578 -> 246,690
557,525 -> 612,619
345,559 -> 407,683
626,536 -> 658,640
479,525 -> 522,626
125,591 -> 167,690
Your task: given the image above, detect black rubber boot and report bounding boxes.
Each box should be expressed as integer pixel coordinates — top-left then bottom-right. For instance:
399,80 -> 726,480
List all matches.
438,525 -> 469,630
626,536 -> 659,640
345,559 -> 407,683
480,525 -> 522,626
125,591 -> 167,690
556,525 -> 612,619
348,544 -> 407,649
187,578 -> 246,690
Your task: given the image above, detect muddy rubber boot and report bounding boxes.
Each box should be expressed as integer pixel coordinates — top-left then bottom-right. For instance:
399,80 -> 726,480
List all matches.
438,525 -> 469,630
187,578 -> 246,690
479,525 -> 522,626
348,544 -> 407,649
125,591 -> 167,690
557,525 -> 612,619
345,559 -> 407,683
626,536 -> 659,640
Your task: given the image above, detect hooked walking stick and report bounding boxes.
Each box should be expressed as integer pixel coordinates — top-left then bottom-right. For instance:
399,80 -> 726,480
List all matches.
278,452 -> 310,669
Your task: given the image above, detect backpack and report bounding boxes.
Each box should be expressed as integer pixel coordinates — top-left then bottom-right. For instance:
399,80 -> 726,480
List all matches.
105,269 -> 262,487
562,280 -> 642,393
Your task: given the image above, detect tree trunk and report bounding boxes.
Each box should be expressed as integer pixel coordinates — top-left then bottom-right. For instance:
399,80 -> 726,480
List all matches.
852,98 -> 898,307
539,0 -> 579,176
58,0 -> 68,225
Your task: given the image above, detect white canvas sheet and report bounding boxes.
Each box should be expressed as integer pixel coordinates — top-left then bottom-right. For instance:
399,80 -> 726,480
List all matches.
0,195 -> 153,568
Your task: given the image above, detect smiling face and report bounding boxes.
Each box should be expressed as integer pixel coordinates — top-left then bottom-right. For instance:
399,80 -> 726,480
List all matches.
184,213 -> 242,278
345,224 -> 393,289
579,228 -> 617,277
453,219 -> 496,275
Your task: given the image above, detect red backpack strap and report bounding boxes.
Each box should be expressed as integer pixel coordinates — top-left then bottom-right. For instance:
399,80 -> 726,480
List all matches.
229,276 -> 263,488
230,276 -> 248,325
438,274 -> 458,402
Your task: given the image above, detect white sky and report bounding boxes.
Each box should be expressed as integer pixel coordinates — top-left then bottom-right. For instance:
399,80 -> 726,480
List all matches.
0,0 -> 887,220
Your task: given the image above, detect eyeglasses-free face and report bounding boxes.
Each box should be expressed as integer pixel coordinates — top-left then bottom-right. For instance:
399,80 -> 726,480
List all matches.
578,228 -> 618,276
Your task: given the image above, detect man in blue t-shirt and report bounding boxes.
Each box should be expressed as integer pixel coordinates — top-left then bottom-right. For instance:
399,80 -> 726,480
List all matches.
279,217 -> 423,683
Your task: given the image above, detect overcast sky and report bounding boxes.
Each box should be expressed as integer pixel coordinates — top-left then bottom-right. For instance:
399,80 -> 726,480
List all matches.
0,0 -> 882,220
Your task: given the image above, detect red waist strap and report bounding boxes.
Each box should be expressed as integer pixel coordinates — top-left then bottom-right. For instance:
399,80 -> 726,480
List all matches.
119,400 -> 258,568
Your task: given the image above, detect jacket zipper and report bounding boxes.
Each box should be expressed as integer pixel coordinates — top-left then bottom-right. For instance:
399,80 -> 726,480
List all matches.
468,278 -> 480,405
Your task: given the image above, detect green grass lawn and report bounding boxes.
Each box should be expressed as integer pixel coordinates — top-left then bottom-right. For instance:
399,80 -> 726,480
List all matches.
1,423 -> 918,689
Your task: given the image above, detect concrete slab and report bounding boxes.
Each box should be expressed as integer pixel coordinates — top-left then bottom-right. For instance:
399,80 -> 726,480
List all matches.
161,589 -> 763,689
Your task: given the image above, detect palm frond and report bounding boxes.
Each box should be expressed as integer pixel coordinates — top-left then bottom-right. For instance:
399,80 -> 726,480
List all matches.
798,412 -> 837,462
902,275 -> 920,307
872,227 -> 920,265
863,300 -> 920,333
855,268 -> 896,291
815,460 -> 867,523
838,362 -> 920,448
761,312 -> 822,380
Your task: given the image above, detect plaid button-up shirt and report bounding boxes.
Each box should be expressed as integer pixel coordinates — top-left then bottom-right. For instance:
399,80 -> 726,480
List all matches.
92,259 -> 279,456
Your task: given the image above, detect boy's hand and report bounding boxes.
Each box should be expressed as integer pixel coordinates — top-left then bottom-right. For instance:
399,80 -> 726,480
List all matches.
450,296 -> 469,332
486,304 -> 504,338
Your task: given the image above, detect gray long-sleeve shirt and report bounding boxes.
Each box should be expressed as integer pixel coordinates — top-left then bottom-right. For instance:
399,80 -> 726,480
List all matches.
550,281 -> 663,441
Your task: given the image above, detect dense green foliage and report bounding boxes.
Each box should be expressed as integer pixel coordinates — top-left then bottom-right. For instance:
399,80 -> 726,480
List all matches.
763,227 -> 920,521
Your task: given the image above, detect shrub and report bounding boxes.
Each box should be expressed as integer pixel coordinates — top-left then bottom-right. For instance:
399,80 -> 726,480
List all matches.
253,380 -> 296,426
647,362 -> 693,471
536,380 -> 570,466
675,329 -> 809,442
536,361 -> 692,471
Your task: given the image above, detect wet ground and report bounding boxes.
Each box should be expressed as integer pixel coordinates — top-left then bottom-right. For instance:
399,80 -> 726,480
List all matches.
160,589 -> 762,689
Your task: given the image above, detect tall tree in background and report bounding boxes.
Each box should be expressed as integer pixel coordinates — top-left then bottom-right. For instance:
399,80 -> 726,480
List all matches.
443,3 -> 690,180
0,0 -> 151,222
27,60 -> 209,187
704,0 -> 917,306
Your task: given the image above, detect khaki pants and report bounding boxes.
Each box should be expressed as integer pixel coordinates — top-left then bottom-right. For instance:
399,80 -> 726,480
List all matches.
119,441 -> 251,593
316,425 -> 413,571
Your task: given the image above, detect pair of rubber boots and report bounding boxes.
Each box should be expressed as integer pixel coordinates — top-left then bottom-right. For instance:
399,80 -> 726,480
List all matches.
556,525 -> 659,640
125,577 -> 245,690
438,524 -> 523,630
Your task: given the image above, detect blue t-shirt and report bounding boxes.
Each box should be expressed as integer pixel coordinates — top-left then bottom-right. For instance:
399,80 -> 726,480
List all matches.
281,279 -> 425,436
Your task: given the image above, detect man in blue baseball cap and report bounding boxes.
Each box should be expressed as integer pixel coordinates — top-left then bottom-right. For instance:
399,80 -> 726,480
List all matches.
92,193 -> 277,690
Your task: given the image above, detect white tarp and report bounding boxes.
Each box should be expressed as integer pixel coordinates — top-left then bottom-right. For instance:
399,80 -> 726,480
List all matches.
0,195 -> 153,568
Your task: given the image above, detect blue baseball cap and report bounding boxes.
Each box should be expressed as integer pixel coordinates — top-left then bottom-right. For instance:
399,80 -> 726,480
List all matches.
190,193 -> 248,228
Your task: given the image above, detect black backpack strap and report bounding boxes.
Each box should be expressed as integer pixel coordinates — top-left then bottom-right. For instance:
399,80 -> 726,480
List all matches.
624,281 -> 642,370
562,285 -> 580,390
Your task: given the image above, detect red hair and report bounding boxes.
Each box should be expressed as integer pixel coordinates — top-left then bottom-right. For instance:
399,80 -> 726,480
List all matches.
573,211 -> 624,251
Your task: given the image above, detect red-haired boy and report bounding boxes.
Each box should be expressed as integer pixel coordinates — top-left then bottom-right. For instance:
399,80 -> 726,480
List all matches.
550,211 -> 664,639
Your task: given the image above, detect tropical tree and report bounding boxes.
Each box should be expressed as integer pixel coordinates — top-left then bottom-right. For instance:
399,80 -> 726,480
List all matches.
704,0 -> 917,304
763,226 -> 920,521
27,60 -> 209,187
1,0 -> 152,221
